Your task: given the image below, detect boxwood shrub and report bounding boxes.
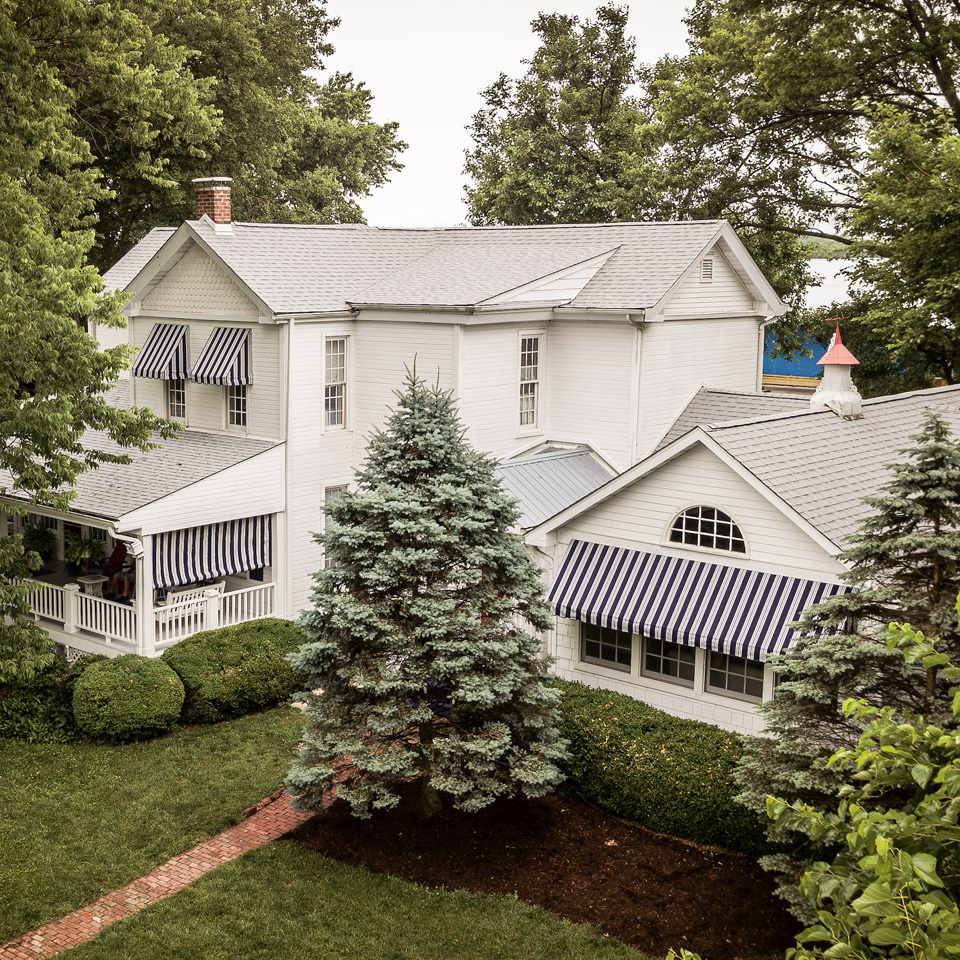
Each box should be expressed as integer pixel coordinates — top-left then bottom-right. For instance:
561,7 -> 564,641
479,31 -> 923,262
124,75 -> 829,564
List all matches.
73,654 -> 185,742
161,618 -> 307,724
556,679 -> 767,854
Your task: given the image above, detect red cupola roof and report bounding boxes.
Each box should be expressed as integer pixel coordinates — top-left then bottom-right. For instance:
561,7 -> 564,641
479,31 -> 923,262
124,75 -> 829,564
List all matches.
816,324 -> 859,366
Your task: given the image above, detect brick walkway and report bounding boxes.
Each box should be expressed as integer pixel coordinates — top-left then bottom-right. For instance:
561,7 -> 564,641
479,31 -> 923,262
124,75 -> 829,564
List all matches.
0,795 -> 314,960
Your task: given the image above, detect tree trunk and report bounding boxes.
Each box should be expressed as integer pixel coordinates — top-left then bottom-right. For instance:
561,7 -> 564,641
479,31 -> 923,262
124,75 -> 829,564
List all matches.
417,720 -> 442,819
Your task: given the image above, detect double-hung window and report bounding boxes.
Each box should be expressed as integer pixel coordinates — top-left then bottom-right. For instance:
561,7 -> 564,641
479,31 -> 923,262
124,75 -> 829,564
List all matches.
227,384 -> 247,427
641,636 -> 695,687
325,338 -> 347,428
707,652 -> 765,702
323,484 -> 348,568
166,379 -> 186,420
519,335 -> 539,428
581,622 -> 632,671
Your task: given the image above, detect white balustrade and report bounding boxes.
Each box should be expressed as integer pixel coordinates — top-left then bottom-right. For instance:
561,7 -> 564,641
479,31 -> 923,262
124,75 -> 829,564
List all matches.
219,582 -> 275,626
76,593 -> 137,644
24,582 -> 65,622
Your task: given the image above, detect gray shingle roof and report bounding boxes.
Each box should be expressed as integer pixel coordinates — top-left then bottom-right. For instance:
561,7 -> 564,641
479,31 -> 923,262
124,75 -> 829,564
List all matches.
0,430 -> 278,521
656,388 -> 810,451
702,385 -> 960,547
114,219 -> 734,316
496,446 -> 615,529
102,228 -> 177,290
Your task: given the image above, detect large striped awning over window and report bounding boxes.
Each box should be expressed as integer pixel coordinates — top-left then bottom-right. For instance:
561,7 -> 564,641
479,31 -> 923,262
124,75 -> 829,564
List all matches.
548,540 -> 849,661
132,324 -> 189,380
153,515 -> 272,589
192,327 -> 252,385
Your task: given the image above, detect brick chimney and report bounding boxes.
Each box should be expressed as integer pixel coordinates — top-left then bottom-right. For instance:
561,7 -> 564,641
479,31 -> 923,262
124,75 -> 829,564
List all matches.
192,177 -> 233,224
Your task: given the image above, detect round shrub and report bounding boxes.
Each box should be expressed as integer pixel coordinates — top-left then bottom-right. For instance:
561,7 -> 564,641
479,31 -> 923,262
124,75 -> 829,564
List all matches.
161,618 -> 307,724
73,655 -> 185,742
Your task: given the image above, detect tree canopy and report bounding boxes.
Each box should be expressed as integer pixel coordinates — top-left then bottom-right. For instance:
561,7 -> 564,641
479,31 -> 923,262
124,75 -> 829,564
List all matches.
12,0 -> 406,271
464,1 -> 960,387
287,372 -> 567,818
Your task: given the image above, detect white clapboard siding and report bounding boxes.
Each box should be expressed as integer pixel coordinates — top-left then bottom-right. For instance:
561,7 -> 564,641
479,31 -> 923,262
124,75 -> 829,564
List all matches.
140,244 -> 258,317
548,320 -> 636,468
556,443 -> 844,581
117,444 -> 285,535
662,247 -> 756,318
638,318 -> 760,457
458,324 -> 534,456
128,318 -> 281,438
352,319 -> 456,442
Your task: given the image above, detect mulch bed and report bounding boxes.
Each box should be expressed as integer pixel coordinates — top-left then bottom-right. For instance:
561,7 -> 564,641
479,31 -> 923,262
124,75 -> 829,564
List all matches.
291,785 -> 799,960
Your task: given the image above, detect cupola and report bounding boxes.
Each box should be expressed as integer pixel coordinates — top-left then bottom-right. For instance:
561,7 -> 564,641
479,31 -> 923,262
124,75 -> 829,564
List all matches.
809,324 -> 862,419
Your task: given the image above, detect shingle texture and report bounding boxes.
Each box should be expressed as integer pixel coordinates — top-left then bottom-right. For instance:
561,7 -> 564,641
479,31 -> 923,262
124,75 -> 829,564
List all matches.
656,388 -> 810,451
111,220 -> 730,315
0,430 -> 278,521
496,447 -> 615,529
102,228 -> 177,290
702,385 -> 960,547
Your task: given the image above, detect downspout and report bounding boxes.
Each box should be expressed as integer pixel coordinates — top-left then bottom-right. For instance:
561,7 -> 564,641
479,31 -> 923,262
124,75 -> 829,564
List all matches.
627,311 -> 646,464
282,318 -> 294,619
757,317 -> 772,393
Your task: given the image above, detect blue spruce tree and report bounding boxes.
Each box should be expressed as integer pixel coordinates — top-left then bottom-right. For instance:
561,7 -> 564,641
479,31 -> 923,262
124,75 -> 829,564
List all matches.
287,371 -> 566,817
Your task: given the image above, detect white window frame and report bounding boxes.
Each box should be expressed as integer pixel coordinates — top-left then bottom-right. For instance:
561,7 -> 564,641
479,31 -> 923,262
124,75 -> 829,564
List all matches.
666,505 -> 747,555
165,378 -> 187,421
324,337 -> 348,430
226,383 -> 248,429
518,331 -> 544,435
705,650 -> 765,703
640,635 -> 696,688
323,483 -> 349,568
580,621 -> 632,673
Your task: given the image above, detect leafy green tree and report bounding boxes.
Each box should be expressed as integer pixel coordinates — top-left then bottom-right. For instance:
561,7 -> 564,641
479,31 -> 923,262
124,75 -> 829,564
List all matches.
670,620 -> 960,960
770,620 -> 960,959
464,6 -> 648,226
736,412 -> 960,915
0,2 -> 174,686
287,373 -> 567,818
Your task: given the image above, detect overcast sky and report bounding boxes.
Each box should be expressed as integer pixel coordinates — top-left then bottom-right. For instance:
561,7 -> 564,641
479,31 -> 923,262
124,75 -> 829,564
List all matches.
324,1 -> 692,228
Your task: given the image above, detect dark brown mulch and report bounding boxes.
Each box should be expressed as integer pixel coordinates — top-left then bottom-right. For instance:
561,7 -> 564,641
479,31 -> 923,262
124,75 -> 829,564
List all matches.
290,786 -> 799,960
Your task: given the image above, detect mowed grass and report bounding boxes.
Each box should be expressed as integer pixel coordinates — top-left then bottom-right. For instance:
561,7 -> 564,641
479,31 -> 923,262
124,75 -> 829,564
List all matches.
61,841 -> 654,960
0,706 -> 303,942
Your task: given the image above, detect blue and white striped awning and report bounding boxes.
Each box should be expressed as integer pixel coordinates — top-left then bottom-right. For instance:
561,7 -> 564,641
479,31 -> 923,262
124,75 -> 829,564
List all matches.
548,540 -> 849,661
192,327 -> 252,385
153,515 -> 272,589
132,324 -> 189,380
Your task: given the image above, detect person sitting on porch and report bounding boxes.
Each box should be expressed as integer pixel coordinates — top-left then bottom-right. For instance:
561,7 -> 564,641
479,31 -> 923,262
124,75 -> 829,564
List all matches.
106,553 -> 135,602
101,541 -> 127,580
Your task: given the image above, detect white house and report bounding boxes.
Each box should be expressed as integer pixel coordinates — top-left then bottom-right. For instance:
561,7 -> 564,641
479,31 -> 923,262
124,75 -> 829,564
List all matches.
1,178 -> 788,662
528,333 -> 960,734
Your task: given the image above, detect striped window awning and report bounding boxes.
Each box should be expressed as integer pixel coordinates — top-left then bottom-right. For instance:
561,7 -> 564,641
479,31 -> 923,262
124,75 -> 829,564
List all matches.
548,540 -> 849,661
153,515 -> 272,589
192,327 -> 252,385
132,324 -> 189,380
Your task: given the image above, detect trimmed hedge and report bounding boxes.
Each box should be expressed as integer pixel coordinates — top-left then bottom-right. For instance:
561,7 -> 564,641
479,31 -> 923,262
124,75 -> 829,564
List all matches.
73,655 -> 185,742
161,618 -> 307,724
556,680 -> 767,854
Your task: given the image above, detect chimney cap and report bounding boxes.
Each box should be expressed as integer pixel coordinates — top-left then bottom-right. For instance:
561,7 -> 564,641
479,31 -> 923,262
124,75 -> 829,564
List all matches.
192,176 -> 234,185
816,324 -> 859,367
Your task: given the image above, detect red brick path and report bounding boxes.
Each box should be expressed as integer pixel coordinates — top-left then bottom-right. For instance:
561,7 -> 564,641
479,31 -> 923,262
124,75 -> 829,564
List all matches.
0,796 -> 313,960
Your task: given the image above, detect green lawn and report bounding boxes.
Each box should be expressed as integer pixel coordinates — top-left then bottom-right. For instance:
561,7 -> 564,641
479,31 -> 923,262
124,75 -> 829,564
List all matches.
61,841 -> 653,960
0,706 -> 303,941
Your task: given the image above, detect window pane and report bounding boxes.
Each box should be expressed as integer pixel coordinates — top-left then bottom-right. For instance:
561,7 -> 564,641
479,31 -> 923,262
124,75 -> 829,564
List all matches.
670,506 -> 746,553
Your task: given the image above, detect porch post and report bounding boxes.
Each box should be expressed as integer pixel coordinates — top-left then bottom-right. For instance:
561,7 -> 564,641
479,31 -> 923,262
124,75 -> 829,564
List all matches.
63,583 -> 80,635
136,534 -> 156,658
203,589 -> 221,632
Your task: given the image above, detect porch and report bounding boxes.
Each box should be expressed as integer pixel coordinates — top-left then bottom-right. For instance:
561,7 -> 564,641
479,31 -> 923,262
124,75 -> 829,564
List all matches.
24,566 -> 277,657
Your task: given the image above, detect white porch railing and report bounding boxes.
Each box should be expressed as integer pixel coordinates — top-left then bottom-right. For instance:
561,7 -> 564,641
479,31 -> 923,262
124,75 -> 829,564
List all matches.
219,582 -> 275,626
76,592 -> 136,645
25,578 -> 276,654
24,582 -> 65,622
154,582 -> 276,651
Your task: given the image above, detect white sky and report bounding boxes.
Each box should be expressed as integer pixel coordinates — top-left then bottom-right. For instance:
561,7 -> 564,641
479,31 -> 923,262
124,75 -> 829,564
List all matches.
324,1 -> 693,228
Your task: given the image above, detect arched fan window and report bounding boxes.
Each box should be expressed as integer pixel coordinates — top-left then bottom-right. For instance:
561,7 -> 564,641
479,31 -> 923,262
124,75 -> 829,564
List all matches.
669,506 -> 746,553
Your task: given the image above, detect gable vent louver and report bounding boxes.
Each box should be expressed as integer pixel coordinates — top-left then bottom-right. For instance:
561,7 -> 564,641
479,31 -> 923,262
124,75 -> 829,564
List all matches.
700,257 -> 714,282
